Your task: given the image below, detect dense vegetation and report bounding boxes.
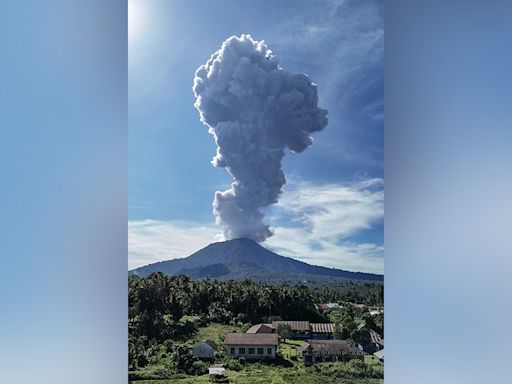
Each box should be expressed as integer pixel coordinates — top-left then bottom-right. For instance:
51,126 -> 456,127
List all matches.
129,272 -> 383,381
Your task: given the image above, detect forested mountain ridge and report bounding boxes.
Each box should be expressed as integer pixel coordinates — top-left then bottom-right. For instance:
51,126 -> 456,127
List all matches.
130,238 -> 383,282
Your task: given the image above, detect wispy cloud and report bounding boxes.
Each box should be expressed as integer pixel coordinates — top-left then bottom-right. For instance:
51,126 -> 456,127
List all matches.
129,179 -> 383,274
128,220 -> 220,270
265,178 -> 384,273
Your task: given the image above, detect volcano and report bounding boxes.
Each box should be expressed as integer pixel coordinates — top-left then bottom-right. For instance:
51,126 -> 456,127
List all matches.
129,238 -> 382,283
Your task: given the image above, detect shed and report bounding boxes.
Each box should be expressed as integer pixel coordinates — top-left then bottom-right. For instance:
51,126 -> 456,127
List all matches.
192,340 -> 218,360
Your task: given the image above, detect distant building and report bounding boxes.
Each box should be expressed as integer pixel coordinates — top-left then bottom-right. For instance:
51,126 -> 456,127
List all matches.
310,323 -> 335,340
246,323 -> 273,334
247,321 -> 337,340
298,340 -> 364,366
369,309 -> 384,316
316,303 -> 341,311
208,365 -> 225,380
355,324 -> 384,353
225,333 -> 279,360
367,329 -> 384,353
192,340 -> 218,360
272,321 -> 311,339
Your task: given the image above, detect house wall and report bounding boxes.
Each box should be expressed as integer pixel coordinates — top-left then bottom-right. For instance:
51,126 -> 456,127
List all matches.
192,343 -> 214,359
311,333 -> 334,340
225,344 -> 277,359
302,352 -> 363,366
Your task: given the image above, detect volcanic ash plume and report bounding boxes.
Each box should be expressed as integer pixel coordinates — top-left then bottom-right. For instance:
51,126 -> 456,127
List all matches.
193,34 -> 328,242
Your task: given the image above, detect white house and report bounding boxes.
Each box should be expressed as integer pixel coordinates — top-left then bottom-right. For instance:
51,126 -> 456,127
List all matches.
192,340 -> 217,360
224,333 -> 279,360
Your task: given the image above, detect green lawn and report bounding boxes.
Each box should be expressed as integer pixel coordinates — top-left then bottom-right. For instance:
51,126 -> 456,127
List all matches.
195,323 -> 246,345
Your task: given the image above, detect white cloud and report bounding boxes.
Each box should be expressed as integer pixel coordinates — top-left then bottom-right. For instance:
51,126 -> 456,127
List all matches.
265,178 -> 384,274
129,179 -> 384,274
128,219 -> 220,270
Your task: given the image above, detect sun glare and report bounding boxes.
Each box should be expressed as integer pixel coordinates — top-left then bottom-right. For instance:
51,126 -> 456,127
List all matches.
128,0 -> 145,41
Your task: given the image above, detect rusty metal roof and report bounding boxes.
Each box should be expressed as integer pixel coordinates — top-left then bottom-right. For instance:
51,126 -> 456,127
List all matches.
272,321 -> 310,331
310,323 -> 335,333
224,333 -> 279,346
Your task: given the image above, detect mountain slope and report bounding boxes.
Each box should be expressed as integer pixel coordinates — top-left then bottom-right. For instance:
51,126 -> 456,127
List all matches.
129,238 -> 383,282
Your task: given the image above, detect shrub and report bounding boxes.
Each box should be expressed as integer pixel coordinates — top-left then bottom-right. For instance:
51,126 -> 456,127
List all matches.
190,360 -> 209,375
224,359 -> 242,371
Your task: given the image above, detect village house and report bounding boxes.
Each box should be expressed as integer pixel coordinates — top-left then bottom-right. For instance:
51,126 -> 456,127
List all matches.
224,333 -> 279,360
310,323 -> 336,340
298,340 -> 364,366
192,340 -> 218,361
248,321 -> 337,340
272,321 -> 311,339
356,323 -> 384,353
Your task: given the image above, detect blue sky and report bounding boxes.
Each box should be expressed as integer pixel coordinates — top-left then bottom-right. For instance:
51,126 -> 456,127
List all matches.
128,0 -> 383,273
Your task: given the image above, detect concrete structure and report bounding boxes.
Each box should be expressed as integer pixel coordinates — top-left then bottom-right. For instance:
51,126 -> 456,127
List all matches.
298,340 -> 363,366
208,365 -> 225,381
225,333 -> 278,360
192,340 -> 217,360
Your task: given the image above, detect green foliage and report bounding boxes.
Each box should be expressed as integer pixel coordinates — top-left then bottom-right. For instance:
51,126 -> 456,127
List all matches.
128,273 -> 384,383
276,323 -> 293,342
129,273 -> 325,344
222,358 -> 243,371
167,342 -> 197,374
190,360 -> 209,375
350,328 -> 371,345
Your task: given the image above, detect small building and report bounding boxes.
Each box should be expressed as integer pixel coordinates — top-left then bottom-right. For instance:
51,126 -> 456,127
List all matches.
298,340 -> 364,366
208,365 -> 225,381
192,340 -> 218,361
272,321 -> 311,339
310,323 -> 335,340
225,333 -> 279,360
316,303 -> 341,311
355,325 -> 384,353
373,349 -> 384,363
246,323 -> 273,334
368,329 -> 384,353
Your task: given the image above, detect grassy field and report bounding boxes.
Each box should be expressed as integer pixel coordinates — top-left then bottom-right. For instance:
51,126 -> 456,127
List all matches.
130,323 -> 384,384
194,323 -> 246,345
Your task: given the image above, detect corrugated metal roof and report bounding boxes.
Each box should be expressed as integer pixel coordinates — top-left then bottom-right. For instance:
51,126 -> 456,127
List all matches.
224,333 -> 279,346
298,340 -> 363,356
246,324 -> 274,334
373,349 -> 384,359
272,321 -> 310,331
310,323 -> 334,333
369,329 -> 384,346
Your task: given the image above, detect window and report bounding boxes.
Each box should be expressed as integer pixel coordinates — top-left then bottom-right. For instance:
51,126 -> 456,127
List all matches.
230,347 -> 235,355
267,348 -> 272,355
257,348 -> 263,355
248,348 -> 255,355
239,347 -> 245,354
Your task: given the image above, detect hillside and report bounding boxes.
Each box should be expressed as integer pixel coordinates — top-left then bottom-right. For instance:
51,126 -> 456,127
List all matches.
129,238 -> 382,282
